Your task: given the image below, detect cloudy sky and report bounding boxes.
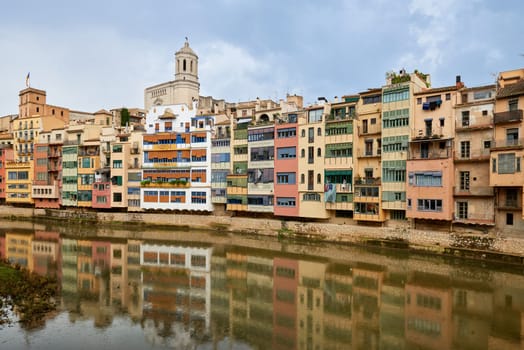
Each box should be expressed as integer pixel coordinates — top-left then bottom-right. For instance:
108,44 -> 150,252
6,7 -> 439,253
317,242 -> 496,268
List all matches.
0,0 -> 523,116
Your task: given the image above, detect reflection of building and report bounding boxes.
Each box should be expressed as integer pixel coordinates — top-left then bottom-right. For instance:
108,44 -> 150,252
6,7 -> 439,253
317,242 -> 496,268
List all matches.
405,272 -> 453,350
5,232 -> 33,268
140,244 -> 213,342
32,231 -> 60,279
297,260 -> 326,350
0,234 -> 5,259
352,264 -> 384,349
273,257 -> 299,349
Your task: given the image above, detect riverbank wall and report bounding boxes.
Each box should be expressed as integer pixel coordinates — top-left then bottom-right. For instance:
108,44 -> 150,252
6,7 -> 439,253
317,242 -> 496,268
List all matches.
1,205 -> 523,263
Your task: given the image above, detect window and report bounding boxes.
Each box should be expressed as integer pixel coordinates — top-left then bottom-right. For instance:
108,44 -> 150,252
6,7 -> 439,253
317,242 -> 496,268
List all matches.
417,199 -> 442,212
507,213 -> 514,225
308,127 -> 314,143
439,118 -> 445,127
417,98 -> 422,105
363,94 -> 381,104
308,147 -> 314,164
506,189 -> 518,207
492,158 -> 496,173
301,129 -> 305,137
461,111 -> 470,127
413,172 -> 442,186
459,171 -> 470,190
482,110 -> 488,116
300,174 -> 305,184
113,160 -> 122,168
370,118 -> 376,125
113,193 -> 122,202
457,202 -> 468,219
317,173 -> 321,184
303,193 -> 321,201
277,172 -> 296,184
362,119 -> 368,133
277,197 -> 296,206
365,140 -> 373,156
509,98 -> 518,111
317,148 -> 321,157
317,127 -> 322,136
506,128 -> 519,146
460,141 -> 470,158
498,153 -> 516,174
277,127 -> 296,138
301,149 -> 305,158
277,147 -> 296,159
484,140 -> 491,149
308,109 -> 323,123
445,93 -> 451,100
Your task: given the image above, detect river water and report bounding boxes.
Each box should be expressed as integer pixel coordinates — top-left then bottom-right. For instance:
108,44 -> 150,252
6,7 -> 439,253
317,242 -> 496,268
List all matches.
0,219 -> 523,350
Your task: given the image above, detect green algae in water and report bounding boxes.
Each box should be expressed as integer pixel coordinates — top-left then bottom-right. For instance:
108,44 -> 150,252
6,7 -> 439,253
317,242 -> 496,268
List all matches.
0,261 -> 59,329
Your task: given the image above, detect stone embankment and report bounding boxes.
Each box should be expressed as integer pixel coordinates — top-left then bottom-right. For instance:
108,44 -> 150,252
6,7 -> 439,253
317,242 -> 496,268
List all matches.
1,206 -> 523,264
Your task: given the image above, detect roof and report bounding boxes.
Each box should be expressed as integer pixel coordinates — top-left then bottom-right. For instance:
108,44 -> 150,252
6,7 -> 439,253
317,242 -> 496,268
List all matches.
176,41 -> 198,58
414,85 -> 458,96
497,79 -> 524,99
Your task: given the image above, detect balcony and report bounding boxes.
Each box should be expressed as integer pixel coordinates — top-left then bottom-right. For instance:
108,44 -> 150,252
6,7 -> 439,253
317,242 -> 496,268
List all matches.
497,199 -> 522,211
354,177 -> 381,186
453,214 -> 495,226
490,138 -> 524,150
408,148 -> 451,160
130,147 -> 140,154
494,109 -> 522,124
455,117 -> 493,131
32,183 -> 59,199
453,186 -> 494,197
454,148 -> 490,161
358,149 -> 381,158
360,123 -> 381,135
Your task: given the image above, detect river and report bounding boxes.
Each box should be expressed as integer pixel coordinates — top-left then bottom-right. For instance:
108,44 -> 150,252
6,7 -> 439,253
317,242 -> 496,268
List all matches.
0,218 -> 523,349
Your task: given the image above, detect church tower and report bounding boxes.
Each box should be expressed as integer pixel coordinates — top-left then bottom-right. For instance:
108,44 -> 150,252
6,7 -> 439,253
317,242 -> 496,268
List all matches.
144,39 -> 201,110
172,39 -> 200,107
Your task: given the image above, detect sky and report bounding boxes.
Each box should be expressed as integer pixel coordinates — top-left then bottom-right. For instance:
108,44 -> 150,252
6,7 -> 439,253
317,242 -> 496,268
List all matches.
0,0 -> 523,116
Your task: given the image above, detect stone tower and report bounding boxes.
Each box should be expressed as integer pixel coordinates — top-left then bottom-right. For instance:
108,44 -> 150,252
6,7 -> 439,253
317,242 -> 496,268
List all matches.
172,39 -> 200,106
144,39 -> 201,110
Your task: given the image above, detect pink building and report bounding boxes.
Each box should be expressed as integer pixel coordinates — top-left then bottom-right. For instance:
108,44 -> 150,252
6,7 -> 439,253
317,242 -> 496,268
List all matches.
32,231 -> 61,280
407,84 -> 459,225
92,168 -> 111,209
0,146 -> 13,203
274,112 -> 299,217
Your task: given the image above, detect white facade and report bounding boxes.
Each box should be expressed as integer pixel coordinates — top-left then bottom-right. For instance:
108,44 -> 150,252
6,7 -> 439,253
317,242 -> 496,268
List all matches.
140,102 -> 214,211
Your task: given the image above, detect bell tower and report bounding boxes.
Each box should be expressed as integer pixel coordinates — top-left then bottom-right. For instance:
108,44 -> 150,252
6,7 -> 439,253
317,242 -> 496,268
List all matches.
173,38 -> 200,107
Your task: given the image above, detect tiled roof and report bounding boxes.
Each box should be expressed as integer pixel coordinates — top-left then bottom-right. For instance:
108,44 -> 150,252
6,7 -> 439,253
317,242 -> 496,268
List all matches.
497,79 -> 524,98
414,85 -> 457,95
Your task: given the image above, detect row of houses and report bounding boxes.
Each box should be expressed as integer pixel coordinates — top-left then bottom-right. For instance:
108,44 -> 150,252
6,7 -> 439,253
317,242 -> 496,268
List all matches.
0,41 -> 523,233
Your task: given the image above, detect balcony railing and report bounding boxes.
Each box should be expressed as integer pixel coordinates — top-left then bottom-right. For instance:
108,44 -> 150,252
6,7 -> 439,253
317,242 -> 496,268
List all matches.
494,109 -> 522,124
354,177 -> 381,186
455,117 -> 493,131
491,138 -> 524,149
358,149 -> 381,158
408,148 -> 451,160
453,186 -> 494,196
454,148 -> 490,161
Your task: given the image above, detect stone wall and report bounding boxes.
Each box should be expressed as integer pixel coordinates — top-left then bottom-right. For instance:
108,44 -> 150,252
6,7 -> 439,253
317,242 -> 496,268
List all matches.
1,205 -> 524,258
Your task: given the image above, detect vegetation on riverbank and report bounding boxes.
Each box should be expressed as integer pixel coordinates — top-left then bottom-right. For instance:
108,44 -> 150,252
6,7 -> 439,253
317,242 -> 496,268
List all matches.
0,259 -> 59,329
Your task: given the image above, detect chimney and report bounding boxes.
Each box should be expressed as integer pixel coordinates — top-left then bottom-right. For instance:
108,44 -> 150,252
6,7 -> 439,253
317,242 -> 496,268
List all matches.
456,75 -> 464,88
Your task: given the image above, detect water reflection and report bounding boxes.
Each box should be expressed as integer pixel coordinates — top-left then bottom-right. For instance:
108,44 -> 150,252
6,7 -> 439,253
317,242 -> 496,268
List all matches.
1,227 -> 524,349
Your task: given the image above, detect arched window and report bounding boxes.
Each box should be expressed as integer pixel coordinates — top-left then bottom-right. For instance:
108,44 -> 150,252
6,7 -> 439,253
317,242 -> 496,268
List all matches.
301,129 -> 305,137
317,173 -> 321,184
301,149 -> 305,158
317,148 -> 321,157
301,174 -> 305,184
183,59 -> 186,71
317,127 -> 322,136
190,60 -> 193,72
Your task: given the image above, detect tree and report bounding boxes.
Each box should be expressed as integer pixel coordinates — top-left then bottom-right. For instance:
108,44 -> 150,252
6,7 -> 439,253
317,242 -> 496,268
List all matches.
120,108 -> 130,126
